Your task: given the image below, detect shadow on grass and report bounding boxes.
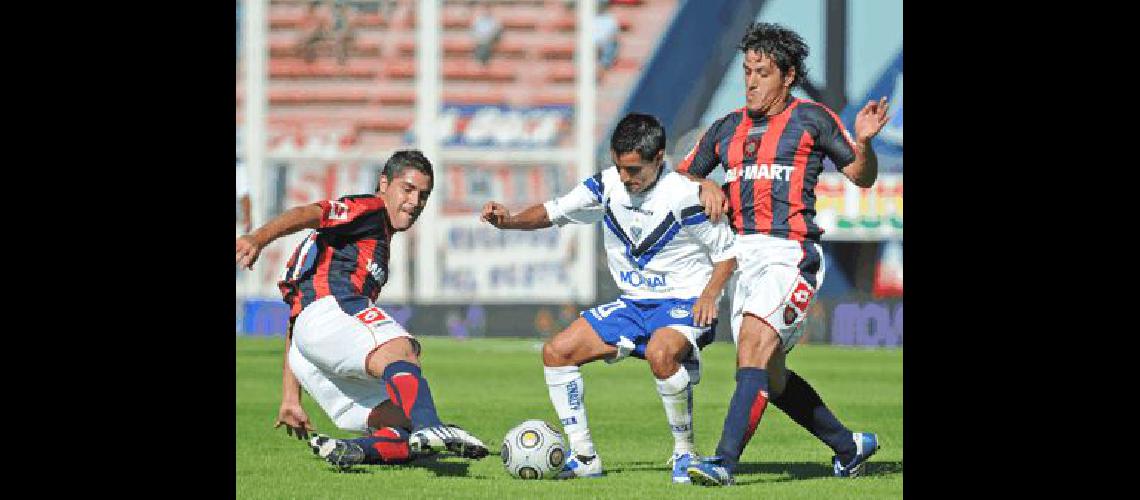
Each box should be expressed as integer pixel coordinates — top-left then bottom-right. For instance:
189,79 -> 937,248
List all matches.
603,461 -> 662,475
733,460 -> 903,484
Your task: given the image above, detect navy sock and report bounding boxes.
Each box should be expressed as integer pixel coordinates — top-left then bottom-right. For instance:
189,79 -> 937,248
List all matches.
382,360 -> 443,430
348,426 -> 413,464
772,370 -> 857,462
713,367 -> 769,472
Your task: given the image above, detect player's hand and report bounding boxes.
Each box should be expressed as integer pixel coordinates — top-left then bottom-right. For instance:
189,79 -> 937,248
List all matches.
274,403 -> 315,441
691,294 -> 718,327
480,201 -> 511,228
697,179 -> 729,223
854,96 -> 891,143
236,235 -> 263,270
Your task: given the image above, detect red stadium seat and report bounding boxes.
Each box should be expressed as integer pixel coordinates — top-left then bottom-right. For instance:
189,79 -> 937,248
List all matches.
538,40 -> 575,60
443,89 -> 509,104
355,116 -> 413,133
385,60 -> 417,79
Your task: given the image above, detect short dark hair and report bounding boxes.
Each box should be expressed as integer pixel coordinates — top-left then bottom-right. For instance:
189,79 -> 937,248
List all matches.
739,22 -> 809,88
610,113 -> 666,162
382,149 -> 434,182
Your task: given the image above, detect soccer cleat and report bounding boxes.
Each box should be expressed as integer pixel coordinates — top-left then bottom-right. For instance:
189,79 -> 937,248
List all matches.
832,432 -> 880,478
686,456 -> 734,486
443,425 -> 489,459
308,434 -> 331,455
410,424 -> 489,460
555,451 -> 604,479
317,438 -> 365,471
667,451 -> 699,484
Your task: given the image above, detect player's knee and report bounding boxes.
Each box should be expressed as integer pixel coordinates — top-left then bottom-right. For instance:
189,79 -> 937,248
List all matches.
542,339 -> 572,367
737,316 -> 781,366
645,346 -> 679,379
333,409 -> 371,434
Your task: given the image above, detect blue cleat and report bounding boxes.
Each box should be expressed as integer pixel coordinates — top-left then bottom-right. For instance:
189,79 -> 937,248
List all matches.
668,451 -> 699,484
556,451 -> 604,479
833,432 -> 879,477
686,456 -> 734,486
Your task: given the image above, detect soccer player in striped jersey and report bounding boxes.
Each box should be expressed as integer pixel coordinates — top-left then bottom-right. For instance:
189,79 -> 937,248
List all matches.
482,113 -> 738,483
236,150 -> 489,471
677,23 -> 892,486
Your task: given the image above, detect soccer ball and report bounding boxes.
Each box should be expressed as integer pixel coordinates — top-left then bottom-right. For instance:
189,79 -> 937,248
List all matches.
501,420 -> 566,480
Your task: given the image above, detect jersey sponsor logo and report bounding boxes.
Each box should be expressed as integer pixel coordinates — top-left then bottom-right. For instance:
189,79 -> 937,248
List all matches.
354,306 -> 393,327
724,163 -> 796,183
788,279 -> 814,313
328,201 -> 349,220
366,259 -> 387,285
619,270 -> 667,288
669,306 -> 691,319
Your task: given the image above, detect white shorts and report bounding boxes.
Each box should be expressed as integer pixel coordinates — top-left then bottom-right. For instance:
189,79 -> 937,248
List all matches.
289,295 -> 413,433
728,233 -> 825,353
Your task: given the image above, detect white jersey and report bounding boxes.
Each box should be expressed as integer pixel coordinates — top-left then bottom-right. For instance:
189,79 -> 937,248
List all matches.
544,166 -> 736,300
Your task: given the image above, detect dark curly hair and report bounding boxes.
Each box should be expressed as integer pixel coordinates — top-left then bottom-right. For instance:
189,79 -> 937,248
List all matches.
739,22 -> 810,88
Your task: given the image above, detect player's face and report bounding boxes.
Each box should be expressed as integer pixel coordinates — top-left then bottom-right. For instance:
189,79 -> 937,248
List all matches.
378,168 -> 433,231
743,49 -> 794,114
613,149 -> 663,194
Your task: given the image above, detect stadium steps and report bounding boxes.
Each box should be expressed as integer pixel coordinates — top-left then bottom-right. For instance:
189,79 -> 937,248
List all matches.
253,0 -> 677,151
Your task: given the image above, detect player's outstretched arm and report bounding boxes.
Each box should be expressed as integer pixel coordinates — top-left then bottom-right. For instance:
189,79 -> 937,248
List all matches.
236,204 -> 324,270
692,257 -> 737,327
841,96 -> 891,188
480,201 -> 553,230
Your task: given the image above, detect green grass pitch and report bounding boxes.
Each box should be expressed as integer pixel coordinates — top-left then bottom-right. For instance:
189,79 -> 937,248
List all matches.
237,336 -> 902,498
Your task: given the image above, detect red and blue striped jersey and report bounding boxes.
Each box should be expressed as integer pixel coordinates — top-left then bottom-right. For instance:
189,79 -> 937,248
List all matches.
277,195 -> 394,320
676,97 -> 857,242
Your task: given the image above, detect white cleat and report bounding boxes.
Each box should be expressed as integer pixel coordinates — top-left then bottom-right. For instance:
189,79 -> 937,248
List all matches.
556,451 -> 604,479
411,424 -> 489,459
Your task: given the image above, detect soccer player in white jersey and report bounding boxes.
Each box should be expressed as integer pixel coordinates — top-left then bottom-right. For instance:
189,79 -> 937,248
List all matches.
481,113 -> 737,483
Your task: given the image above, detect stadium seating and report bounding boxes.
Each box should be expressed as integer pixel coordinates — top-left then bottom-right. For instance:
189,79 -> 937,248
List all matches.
244,0 -> 678,150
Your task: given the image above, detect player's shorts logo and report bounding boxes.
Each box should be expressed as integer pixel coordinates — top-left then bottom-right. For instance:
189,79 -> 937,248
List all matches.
669,306 -> 691,319
355,306 -> 393,327
789,279 -> 814,313
783,305 -> 798,325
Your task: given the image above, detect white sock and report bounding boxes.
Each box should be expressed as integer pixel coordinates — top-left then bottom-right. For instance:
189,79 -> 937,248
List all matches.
656,367 -> 694,455
544,365 -> 595,457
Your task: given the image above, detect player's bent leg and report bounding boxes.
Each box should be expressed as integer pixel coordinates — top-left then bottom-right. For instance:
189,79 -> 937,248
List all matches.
365,336 -> 489,460
690,314 -> 781,486
768,357 -> 876,477
645,328 -> 701,483
542,317 -> 619,367
544,318 -> 615,479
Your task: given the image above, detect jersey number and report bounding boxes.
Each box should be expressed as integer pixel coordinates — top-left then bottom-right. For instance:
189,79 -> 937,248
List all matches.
591,300 -> 627,319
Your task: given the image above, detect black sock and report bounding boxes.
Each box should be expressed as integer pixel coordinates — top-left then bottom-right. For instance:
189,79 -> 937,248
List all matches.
771,370 -> 857,462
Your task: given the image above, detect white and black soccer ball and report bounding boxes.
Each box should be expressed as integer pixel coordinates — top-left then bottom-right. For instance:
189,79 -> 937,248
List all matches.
501,420 -> 566,480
